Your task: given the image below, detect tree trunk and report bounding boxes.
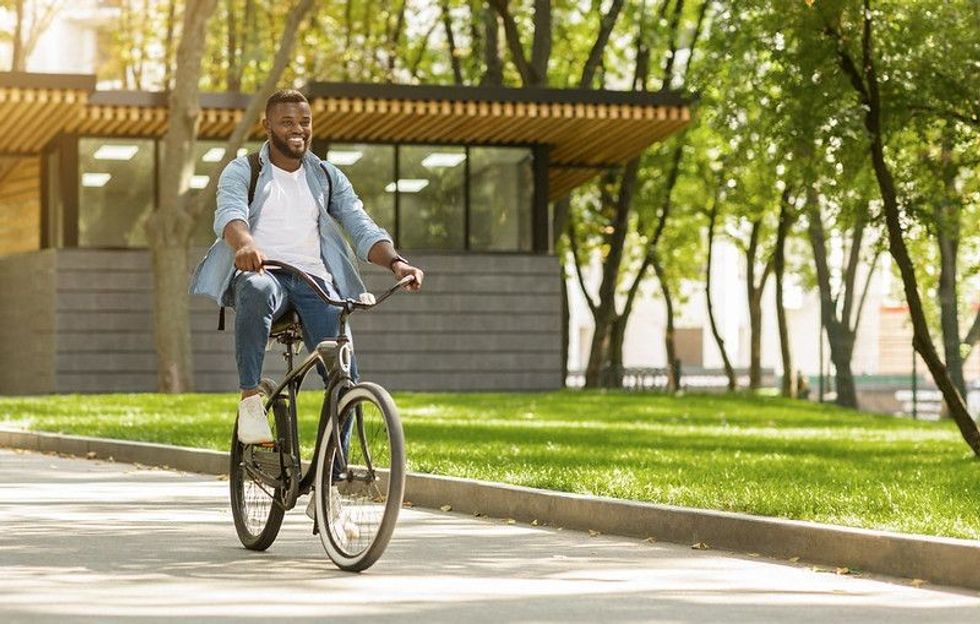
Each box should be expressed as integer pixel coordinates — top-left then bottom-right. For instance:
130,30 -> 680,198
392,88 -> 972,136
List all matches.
441,0 -> 464,85
744,218 -> 772,390
935,136 -> 966,398
705,204 -> 737,391
584,163 -> 639,388
226,0 -> 242,91
774,192 -> 796,398
162,0 -> 178,91
829,3 -> 980,454
481,5 -> 503,85
748,288 -> 763,390
149,0 -> 219,392
805,192 -> 860,409
151,246 -> 196,392
652,253 -> 679,393
11,0 -> 25,71
553,197 -> 570,386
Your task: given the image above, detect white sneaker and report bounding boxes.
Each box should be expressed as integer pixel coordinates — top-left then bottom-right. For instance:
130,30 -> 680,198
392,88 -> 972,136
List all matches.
328,486 -> 360,542
237,395 -> 274,444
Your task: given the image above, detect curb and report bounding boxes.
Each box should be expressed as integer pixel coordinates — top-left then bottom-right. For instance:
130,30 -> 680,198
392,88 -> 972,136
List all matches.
2,428 -> 979,591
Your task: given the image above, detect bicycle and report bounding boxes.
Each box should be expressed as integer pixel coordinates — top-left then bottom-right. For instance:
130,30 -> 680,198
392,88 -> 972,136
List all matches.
228,259 -> 415,572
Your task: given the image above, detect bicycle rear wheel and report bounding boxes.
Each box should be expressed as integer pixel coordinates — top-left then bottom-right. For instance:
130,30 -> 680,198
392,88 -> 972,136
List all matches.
314,382 -> 405,571
229,378 -> 287,551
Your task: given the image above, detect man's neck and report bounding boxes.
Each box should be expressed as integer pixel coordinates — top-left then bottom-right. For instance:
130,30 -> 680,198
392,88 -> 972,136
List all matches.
268,145 -> 303,172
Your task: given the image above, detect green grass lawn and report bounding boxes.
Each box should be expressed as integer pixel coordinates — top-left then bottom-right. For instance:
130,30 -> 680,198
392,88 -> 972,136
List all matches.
1,390 -> 978,540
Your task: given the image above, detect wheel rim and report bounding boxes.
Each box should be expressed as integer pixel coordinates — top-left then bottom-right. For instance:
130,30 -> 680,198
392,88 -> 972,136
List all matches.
326,398 -> 393,557
233,384 -> 281,540
237,444 -> 278,537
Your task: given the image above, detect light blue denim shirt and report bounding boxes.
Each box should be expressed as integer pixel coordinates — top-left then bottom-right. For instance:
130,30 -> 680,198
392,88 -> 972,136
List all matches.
189,142 -> 392,306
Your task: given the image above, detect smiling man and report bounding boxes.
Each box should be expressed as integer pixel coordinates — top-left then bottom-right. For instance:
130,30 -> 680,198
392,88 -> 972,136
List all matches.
190,89 -> 423,444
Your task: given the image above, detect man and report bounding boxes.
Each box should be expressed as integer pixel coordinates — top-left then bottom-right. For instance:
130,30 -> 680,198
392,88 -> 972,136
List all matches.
190,89 -> 423,444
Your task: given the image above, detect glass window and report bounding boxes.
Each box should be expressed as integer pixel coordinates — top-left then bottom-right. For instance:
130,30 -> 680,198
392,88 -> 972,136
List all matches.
326,143 -> 395,236
189,140 -> 262,246
398,145 -> 465,250
469,147 -> 533,251
78,138 -> 155,247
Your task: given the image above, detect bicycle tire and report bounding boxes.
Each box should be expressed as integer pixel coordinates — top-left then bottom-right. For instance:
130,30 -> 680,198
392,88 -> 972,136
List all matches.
314,382 -> 405,572
229,378 -> 287,551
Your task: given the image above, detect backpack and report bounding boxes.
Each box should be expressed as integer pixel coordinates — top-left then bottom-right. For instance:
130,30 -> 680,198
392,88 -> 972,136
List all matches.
217,152 -> 333,330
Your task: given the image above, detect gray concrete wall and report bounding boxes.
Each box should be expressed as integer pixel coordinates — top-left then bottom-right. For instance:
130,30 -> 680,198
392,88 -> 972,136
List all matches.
0,250 -> 56,394
41,249 -> 561,393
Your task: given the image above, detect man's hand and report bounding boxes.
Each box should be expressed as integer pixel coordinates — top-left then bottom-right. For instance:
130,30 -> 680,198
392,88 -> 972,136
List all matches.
234,244 -> 266,273
393,261 -> 424,291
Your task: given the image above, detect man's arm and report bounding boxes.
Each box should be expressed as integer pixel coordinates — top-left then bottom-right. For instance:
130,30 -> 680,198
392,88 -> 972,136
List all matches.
223,220 -> 266,273
367,240 -> 424,291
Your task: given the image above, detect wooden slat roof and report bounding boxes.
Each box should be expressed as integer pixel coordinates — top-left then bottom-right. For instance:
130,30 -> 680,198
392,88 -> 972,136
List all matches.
1,74 -> 692,200
0,73 -> 94,155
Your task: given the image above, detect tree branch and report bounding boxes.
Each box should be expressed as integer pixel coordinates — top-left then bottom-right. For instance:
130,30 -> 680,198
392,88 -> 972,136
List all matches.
852,247 -> 882,335
441,0 -> 464,84
489,0 -> 534,85
579,0 -> 625,89
567,214 -> 598,315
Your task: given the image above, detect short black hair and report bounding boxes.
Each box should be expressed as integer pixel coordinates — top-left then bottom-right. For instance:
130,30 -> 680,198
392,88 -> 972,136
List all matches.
266,89 -> 308,116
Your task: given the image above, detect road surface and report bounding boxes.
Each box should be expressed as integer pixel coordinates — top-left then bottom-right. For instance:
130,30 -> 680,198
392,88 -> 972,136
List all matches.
1,448 -> 977,623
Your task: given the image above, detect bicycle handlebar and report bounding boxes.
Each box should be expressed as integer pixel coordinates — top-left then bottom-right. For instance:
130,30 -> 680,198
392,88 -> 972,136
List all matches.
261,260 -> 416,311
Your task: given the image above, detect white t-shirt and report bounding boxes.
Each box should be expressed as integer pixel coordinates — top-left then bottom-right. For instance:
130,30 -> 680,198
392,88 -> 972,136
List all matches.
251,163 -> 332,282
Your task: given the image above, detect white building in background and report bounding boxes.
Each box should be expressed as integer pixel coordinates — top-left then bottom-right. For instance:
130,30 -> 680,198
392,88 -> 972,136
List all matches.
568,237 -> 980,415
0,2 -> 117,78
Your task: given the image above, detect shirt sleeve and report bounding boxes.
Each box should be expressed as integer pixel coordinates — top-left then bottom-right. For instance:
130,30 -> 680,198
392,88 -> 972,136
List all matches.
213,158 -> 250,238
323,162 -> 393,261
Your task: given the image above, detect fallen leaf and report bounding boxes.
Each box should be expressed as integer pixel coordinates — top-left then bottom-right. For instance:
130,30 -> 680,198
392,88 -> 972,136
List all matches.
107,456 -> 115,462
789,556 -> 800,563
85,451 -> 97,459
588,529 -> 601,537
403,500 -> 415,508
910,578 -> 928,587
835,567 -> 851,576
440,504 -> 453,512
643,537 -> 656,544
749,553 -> 760,558
531,519 -> 539,526
215,474 -> 229,481
506,518 -> 516,525
691,542 -> 710,550
473,512 -> 484,517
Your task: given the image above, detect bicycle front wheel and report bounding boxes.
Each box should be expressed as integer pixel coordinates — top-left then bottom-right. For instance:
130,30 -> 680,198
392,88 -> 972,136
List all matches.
229,378 -> 287,551
314,382 -> 406,571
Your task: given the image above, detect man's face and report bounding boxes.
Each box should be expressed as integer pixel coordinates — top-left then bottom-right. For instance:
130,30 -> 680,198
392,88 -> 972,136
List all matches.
264,101 -> 313,160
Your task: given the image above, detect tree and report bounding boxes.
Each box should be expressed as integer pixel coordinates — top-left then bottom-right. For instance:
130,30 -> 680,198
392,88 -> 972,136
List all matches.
148,0 -> 315,392
5,0 -> 62,71
815,0 -> 980,453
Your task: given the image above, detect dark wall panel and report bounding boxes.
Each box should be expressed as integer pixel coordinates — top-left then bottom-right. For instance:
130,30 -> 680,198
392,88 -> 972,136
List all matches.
45,249 -> 562,393
0,250 -> 56,394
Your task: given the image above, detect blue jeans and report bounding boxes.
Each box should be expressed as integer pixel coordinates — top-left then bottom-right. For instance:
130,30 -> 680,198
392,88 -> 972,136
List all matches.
231,269 -> 357,390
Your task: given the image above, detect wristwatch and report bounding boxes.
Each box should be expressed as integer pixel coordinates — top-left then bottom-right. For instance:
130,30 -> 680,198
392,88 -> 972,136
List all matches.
388,255 -> 409,272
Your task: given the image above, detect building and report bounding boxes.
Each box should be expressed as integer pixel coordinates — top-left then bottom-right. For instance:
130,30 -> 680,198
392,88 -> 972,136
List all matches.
0,71 -> 691,393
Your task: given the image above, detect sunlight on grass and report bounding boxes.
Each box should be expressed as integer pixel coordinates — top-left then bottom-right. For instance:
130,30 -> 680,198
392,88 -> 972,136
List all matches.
1,390 -> 978,539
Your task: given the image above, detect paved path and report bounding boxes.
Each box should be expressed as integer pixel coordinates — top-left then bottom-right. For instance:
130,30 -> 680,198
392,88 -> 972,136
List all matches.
1,449 -> 978,623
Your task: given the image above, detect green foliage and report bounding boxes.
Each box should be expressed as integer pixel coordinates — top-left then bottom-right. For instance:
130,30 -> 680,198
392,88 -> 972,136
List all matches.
3,391 -> 979,539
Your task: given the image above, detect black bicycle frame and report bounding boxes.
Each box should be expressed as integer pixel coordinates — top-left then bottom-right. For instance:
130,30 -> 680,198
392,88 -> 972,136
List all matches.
247,259 -> 415,511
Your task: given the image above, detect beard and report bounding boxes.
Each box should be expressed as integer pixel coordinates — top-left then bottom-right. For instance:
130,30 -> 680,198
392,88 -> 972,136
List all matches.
270,132 -> 307,160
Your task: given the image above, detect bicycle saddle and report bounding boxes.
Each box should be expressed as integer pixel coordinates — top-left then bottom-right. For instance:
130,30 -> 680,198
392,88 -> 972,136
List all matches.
270,309 -> 302,339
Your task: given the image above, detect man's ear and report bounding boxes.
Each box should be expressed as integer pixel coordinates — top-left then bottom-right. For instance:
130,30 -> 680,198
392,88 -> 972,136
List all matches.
261,116 -> 270,133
